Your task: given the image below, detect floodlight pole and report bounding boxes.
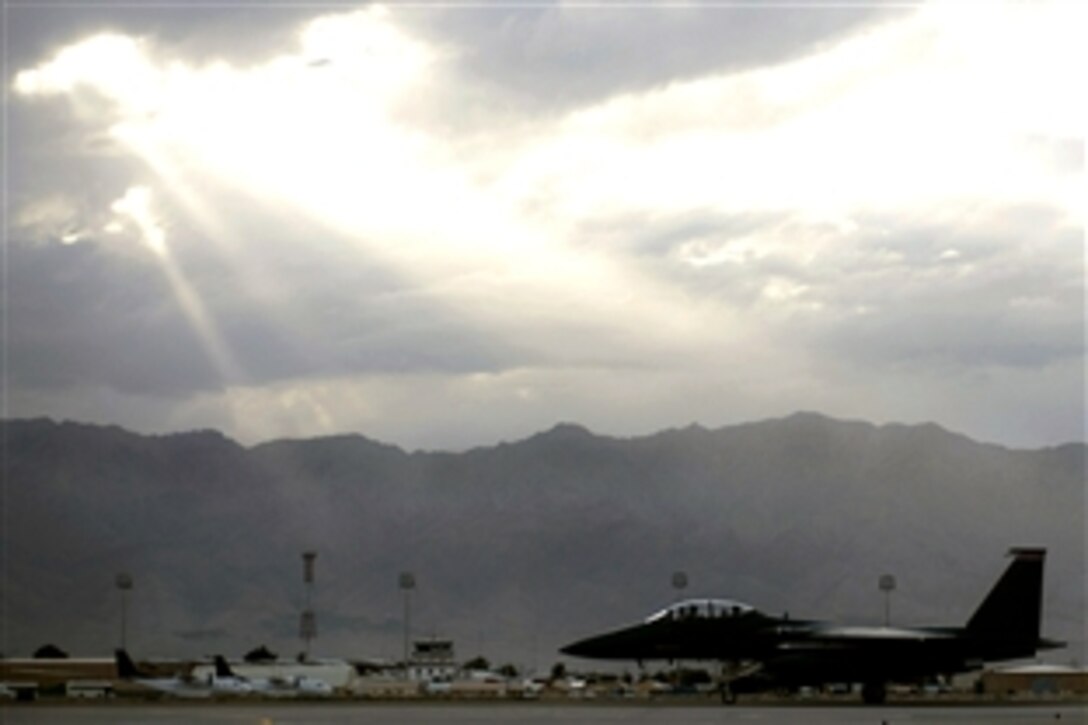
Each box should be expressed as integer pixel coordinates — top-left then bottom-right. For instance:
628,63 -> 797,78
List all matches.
672,571 -> 688,602
399,572 -> 415,677
301,552 -> 317,659
115,573 -> 133,650
879,574 -> 896,627
671,571 -> 688,683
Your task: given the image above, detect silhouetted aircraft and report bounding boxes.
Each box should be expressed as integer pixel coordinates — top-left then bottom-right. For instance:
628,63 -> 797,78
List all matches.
114,649 -> 212,698
560,548 -> 1062,703
213,655 -> 334,698
115,649 -> 251,698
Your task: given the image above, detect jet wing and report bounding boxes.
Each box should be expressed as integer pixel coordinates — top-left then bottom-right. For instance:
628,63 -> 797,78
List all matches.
748,624 -> 973,688
789,626 -> 958,644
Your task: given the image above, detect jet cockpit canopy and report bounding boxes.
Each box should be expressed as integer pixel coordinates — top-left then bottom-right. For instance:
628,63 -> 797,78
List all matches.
645,598 -> 754,623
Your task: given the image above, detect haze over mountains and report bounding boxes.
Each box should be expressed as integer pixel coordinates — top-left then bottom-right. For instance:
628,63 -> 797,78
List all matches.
3,413 -> 1083,671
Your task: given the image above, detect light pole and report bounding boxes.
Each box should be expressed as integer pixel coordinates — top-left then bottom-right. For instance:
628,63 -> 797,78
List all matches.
115,573 -> 133,650
879,574 -> 896,626
300,552 -> 317,660
671,571 -> 688,685
672,571 -> 688,602
399,572 -> 415,676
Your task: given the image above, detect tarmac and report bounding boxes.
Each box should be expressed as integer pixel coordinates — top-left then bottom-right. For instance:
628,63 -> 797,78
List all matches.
1,702 -> 1084,725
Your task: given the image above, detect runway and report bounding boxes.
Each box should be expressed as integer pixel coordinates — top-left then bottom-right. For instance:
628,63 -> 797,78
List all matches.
2,703 -> 1083,724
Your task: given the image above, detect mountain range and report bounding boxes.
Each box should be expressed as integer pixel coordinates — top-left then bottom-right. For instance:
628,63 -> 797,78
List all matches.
2,413 -> 1083,671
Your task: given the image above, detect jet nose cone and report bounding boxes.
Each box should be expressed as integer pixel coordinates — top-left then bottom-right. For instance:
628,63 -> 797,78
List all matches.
559,630 -> 632,659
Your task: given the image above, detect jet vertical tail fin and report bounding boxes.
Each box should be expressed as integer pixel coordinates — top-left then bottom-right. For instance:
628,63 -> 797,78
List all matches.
213,655 -> 235,679
114,649 -> 144,680
966,547 -> 1045,642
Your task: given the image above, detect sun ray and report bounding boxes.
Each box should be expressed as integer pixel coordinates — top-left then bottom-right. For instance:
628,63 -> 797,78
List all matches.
109,186 -> 244,423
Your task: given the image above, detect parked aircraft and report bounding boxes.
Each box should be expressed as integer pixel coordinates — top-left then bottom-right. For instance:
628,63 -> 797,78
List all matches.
213,655 -> 334,698
114,649 -> 211,698
114,649 -> 251,698
560,548 -> 1062,703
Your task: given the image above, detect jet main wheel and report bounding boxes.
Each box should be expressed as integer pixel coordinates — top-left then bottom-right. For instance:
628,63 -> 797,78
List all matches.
861,681 -> 887,705
718,684 -> 736,705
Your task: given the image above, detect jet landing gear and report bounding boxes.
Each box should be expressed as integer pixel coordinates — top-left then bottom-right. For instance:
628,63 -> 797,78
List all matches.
716,661 -> 754,705
861,681 -> 887,705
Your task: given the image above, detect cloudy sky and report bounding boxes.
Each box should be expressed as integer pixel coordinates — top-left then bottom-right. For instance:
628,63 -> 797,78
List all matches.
4,1 -> 1084,451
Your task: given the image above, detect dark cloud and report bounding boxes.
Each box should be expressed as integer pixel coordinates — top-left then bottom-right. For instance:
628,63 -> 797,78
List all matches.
793,209 -> 1083,372
816,299 -> 1083,371
4,3 -> 317,69
6,223 -> 534,400
582,202 -> 1084,374
7,238 -> 219,397
401,4 -> 906,115
573,208 -> 781,257
7,1 -> 903,89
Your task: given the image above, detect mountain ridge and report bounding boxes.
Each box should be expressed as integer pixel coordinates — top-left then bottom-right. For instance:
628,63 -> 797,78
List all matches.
2,413 -> 1083,669
8,411 -> 1081,455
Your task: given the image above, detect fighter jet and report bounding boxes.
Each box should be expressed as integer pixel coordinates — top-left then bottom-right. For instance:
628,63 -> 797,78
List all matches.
560,548 -> 1062,703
